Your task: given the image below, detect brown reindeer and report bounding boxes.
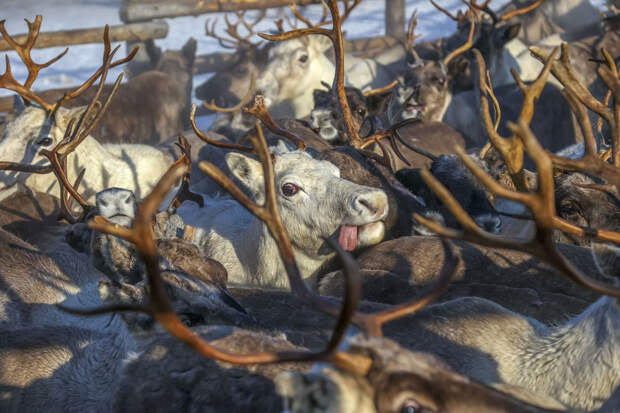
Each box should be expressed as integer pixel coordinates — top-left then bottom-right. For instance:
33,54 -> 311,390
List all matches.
33,38 -> 197,144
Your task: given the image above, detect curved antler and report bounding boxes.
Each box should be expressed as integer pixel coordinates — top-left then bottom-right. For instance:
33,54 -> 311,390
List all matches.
414,121 -> 620,298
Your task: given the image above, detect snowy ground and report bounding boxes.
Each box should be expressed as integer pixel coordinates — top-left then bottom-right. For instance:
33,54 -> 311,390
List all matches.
0,0 -> 608,129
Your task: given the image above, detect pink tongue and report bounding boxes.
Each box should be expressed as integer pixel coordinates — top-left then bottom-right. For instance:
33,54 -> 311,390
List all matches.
338,225 -> 358,251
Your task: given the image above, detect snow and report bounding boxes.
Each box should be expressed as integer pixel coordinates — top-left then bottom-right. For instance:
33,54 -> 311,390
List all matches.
0,0 -> 609,127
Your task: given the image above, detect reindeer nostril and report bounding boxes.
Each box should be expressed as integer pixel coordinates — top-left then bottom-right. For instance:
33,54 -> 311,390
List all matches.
359,198 -> 377,215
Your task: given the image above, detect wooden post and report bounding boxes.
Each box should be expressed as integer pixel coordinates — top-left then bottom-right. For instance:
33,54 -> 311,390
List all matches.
384,0 -> 405,39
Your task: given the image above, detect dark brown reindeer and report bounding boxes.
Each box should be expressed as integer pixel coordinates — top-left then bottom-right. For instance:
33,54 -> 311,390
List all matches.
35,38 -> 197,144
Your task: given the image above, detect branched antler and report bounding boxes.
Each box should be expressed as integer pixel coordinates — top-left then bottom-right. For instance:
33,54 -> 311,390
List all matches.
475,47 -> 558,190
244,94 -> 307,150
529,44 -> 620,183
205,10 -> 265,49
0,31 -> 127,222
63,125 -> 371,375
0,18 -> 137,116
414,120 -> 620,297
363,80 -> 398,97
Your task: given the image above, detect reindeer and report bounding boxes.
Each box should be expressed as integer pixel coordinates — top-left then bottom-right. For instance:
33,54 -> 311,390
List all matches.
37,38 -> 197,144
0,18 -> 174,203
179,124 -> 389,288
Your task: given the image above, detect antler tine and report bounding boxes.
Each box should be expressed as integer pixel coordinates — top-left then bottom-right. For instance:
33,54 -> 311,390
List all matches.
190,104 -> 256,154
548,88 -> 620,186
50,25 -> 138,116
598,50 -> 619,167
363,80 -> 398,97
289,1 -> 315,28
203,74 -> 255,113
205,19 -> 240,49
530,44 -> 615,134
414,124 -> 620,297
529,44 -> 620,183
501,0 -> 546,21
0,15 -> 68,108
244,94 -> 307,150
406,10 -> 422,62
429,0 -> 461,22
222,11 -> 264,49
443,6 -> 476,65
258,0 -> 360,147
168,133 -> 205,210
474,47 -> 558,190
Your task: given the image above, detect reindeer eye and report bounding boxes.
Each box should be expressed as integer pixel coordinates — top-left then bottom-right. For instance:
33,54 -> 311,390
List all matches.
357,108 -> 366,116
37,137 -> 53,147
400,399 -> 422,413
298,54 -> 308,63
124,196 -> 132,205
281,183 -> 300,196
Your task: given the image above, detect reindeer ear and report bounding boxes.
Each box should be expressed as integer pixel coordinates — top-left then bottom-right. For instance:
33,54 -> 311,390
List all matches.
182,37 -> 198,65
313,89 -> 332,106
366,92 -> 393,116
504,23 -> 521,43
226,152 -> 265,201
144,39 -> 163,65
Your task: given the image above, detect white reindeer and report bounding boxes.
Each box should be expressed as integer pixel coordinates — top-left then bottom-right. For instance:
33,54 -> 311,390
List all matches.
255,35 -> 335,119
0,101 -> 174,203
178,148 -> 389,289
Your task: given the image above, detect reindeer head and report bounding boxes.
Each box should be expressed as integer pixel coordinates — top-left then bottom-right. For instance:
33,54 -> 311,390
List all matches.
255,35 -> 334,118
0,103 -> 92,199
225,147 -> 389,253
389,61 -> 451,124
310,85 -> 391,144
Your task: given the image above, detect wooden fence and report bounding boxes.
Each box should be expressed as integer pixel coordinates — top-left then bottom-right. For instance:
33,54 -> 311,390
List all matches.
0,0 -> 405,112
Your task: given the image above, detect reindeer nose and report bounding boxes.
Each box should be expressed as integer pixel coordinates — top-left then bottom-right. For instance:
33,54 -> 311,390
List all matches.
352,191 -> 388,220
475,214 -> 502,234
310,109 -> 332,128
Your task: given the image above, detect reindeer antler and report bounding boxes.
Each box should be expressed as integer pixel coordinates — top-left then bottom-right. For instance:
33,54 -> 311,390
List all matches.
0,17 -> 137,116
529,44 -> 620,183
259,0 -> 360,146
205,10 -> 265,49
475,47 -> 558,190
443,2 -> 477,65
414,120 -> 620,297
0,33 -> 126,223
500,0 -> 547,21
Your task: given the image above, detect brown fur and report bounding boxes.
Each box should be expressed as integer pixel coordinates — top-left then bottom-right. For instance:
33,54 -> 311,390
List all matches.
318,236 -> 603,324
36,39 -> 197,144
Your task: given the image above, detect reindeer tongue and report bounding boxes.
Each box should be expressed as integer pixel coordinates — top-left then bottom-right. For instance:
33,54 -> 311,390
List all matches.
338,225 -> 358,251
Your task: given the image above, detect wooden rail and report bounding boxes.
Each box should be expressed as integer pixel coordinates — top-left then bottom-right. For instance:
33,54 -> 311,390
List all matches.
0,21 -> 168,52
121,0 -> 331,23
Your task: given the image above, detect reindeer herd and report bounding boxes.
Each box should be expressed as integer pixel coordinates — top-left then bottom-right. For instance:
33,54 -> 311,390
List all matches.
0,0 -> 618,411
